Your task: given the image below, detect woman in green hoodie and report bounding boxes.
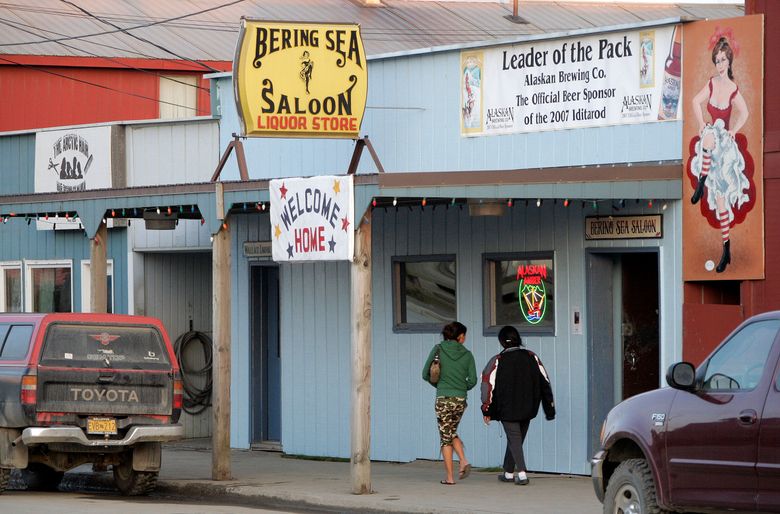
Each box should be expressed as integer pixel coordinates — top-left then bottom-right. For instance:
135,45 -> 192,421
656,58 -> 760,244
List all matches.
422,321 -> 477,485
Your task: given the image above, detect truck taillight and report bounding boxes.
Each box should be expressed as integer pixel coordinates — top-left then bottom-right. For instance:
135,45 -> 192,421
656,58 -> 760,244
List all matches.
21,375 -> 36,405
173,378 -> 183,410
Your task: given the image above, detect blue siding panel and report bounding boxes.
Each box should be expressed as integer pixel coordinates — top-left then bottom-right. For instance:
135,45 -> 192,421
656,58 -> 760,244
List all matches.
0,135 -> 34,195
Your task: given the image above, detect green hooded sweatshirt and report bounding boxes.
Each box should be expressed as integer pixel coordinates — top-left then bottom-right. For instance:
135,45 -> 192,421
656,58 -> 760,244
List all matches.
422,340 -> 477,398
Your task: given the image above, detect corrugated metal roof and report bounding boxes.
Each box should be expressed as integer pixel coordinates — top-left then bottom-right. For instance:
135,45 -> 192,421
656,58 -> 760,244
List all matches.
0,1 -> 744,61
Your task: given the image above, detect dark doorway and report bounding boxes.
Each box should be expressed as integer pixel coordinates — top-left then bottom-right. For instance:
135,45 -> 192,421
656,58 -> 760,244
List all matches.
250,265 -> 281,447
620,253 -> 660,399
587,250 -> 660,457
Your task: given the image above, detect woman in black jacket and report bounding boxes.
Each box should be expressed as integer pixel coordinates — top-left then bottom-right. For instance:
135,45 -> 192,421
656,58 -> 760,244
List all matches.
480,326 -> 555,485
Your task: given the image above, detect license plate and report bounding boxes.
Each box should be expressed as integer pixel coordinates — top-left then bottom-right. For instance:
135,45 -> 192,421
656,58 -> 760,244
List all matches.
87,417 -> 117,435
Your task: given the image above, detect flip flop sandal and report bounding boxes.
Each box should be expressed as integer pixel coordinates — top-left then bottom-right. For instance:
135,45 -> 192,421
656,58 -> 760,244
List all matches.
459,464 -> 472,480
440,480 -> 456,485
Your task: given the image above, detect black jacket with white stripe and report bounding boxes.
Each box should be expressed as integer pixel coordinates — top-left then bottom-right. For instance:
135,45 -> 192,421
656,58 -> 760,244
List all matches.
480,346 -> 556,422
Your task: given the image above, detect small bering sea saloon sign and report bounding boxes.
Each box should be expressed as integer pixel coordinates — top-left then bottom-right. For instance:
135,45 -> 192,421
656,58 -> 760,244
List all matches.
269,175 -> 354,262
585,215 -> 663,240
233,20 -> 368,138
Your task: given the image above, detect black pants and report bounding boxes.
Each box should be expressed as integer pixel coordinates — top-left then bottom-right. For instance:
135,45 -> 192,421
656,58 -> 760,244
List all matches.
501,419 -> 531,473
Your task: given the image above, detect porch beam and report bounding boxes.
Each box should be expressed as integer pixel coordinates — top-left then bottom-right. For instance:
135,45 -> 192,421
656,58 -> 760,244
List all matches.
212,221 -> 232,480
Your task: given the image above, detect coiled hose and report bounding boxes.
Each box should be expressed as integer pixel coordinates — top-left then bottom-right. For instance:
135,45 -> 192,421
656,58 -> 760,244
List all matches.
173,330 -> 213,415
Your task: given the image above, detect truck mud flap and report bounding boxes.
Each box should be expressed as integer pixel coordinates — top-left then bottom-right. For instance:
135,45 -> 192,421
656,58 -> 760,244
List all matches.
0,428 -> 27,469
132,442 -> 161,472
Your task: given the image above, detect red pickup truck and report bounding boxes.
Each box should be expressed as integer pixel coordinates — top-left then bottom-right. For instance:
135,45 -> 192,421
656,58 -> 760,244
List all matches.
592,311 -> 780,513
0,313 -> 184,495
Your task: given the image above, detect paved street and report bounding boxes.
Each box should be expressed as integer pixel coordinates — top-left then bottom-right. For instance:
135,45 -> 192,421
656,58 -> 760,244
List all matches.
2,491 -> 301,514
18,440 -> 605,514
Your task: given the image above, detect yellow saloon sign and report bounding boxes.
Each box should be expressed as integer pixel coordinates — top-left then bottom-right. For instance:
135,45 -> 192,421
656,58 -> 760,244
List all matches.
234,19 -> 367,139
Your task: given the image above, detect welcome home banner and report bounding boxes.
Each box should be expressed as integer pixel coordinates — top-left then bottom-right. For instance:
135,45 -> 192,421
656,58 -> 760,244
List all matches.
270,175 -> 354,262
461,25 -> 680,136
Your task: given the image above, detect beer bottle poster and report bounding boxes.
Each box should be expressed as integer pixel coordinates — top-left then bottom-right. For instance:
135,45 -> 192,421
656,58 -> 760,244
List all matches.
682,15 -> 764,280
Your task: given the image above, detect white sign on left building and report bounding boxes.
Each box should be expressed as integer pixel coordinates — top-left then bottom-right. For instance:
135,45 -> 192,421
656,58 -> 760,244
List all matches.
34,126 -> 112,230
270,175 -> 354,262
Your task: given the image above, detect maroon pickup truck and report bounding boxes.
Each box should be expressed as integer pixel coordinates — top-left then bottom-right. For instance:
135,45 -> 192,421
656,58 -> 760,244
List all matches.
592,311 -> 780,513
0,313 -> 184,495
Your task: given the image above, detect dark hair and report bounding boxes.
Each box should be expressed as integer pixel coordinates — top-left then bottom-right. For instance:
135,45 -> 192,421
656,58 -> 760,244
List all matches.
442,321 -> 467,341
498,325 -> 522,348
712,37 -> 734,80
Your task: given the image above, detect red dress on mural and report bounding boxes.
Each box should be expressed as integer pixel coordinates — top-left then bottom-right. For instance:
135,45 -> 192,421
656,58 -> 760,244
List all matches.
688,78 -> 755,273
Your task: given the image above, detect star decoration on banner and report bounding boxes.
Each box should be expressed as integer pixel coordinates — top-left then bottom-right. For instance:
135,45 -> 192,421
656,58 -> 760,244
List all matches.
279,182 -> 288,199
286,243 -> 294,258
341,217 -> 350,231
274,224 -> 282,239
333,180 -> 341,194
328,236 -> 336,253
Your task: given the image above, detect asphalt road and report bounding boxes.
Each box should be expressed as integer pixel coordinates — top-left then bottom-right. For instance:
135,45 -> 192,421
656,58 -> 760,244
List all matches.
2,490 -> 308,513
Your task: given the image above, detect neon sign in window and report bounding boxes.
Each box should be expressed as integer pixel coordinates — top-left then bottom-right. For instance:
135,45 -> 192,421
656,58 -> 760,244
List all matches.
484,253 -> 554,335
517,264 -> 548,324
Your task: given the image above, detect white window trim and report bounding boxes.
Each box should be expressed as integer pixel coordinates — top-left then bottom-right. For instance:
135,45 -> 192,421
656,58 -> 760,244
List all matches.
0,261 -> 22,313
24,260 -> 73,313
80,259 -> 114,313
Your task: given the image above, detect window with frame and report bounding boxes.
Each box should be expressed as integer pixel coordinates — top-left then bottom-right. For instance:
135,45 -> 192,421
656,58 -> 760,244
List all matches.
703,319 -> 780,391
25,261 -> 72,313
484,252 -> 555,335
392,255 -> 456,332
0,324 -> 33,360
0,262 -> 22,313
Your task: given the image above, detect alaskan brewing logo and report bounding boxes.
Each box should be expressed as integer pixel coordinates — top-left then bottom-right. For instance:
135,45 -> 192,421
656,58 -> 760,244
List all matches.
234,20 -> 368,138
47,133 -> 93,192
517,264 -> 548,324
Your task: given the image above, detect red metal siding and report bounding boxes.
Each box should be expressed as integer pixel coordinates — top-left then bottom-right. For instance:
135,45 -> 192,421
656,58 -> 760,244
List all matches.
743,1 -> 780,317
0,57 -> 230,132
0,66 -> 160,131
682,303 -> 743,365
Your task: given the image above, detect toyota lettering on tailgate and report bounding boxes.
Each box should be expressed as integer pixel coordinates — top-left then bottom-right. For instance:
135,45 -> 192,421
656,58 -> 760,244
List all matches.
70,387 -> 139,402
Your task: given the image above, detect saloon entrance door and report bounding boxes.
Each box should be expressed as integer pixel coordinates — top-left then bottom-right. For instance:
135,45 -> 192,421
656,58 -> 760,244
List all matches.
586,250 -> 660,456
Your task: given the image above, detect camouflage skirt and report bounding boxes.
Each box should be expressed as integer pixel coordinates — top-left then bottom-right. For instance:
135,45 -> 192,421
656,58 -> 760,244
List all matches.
435,396 -> 467,447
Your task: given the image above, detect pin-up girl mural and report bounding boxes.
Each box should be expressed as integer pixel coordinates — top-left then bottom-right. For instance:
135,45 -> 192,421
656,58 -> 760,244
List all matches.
687,29 -> 756,273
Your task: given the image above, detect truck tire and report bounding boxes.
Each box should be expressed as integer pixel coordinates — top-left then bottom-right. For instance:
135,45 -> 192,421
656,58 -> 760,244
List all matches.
604,458 -> 668,514
0,468 -> 9,494
112,457 -> 158,496
22,464 -> 64,491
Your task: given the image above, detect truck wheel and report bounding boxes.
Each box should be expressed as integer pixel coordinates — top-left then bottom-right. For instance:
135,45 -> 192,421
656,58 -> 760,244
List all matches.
112,457 -> 158,496
604,458 -> 667,514
0,468 -> 9,494
22,464 -> 64,491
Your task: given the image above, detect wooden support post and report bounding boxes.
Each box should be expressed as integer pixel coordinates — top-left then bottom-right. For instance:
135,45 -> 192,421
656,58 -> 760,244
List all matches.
350,209 -> 372,494
212,221 -> 232,480
90,221 -> 108,313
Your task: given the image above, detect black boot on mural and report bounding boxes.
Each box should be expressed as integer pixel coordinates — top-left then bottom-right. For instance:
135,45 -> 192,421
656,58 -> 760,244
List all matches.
716,240 -> 731,273
691,174 -> 707,204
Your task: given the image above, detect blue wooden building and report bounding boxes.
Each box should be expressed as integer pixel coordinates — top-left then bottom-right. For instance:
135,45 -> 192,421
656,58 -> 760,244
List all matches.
0,19 -> 687,475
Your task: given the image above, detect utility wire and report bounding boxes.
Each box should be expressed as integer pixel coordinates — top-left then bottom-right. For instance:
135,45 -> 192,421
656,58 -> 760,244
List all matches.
59,0 -> 223,73
0,55 -> 201,112
0,0 -> 243,48
0,17 -> 212,93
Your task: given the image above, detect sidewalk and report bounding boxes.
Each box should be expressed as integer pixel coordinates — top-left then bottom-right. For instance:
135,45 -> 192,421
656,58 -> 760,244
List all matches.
58,439 -> 604,514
